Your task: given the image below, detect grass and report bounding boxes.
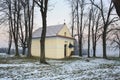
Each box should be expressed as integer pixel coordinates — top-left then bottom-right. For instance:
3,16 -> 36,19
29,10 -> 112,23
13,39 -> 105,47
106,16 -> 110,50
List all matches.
107,57 -> 120,61
0,54 -> 120,64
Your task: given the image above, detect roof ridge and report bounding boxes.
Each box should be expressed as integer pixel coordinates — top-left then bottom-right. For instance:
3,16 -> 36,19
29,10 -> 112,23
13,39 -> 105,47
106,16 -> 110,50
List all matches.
33,24 -> 64,32
47,24 -> 64,27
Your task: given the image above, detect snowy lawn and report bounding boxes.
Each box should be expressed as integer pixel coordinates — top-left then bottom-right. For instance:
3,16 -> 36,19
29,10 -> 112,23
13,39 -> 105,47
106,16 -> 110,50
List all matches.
0,54 -> 120,80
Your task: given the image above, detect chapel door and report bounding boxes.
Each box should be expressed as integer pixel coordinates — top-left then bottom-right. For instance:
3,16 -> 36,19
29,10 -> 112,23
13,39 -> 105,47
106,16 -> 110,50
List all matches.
64,44 -> 67,57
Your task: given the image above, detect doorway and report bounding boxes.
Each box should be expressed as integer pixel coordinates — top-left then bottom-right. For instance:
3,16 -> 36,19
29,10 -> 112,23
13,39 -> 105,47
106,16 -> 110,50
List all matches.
64,44 -> 67,57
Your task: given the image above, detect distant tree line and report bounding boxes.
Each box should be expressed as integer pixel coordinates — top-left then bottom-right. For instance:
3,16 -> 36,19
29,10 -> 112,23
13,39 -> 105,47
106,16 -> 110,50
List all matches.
0,48 -> 14,54
0,48 -> 9,53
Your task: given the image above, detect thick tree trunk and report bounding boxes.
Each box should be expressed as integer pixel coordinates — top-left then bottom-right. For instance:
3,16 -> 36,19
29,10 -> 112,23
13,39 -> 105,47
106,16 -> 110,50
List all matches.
88,9 -> 92,58
14,41 -> 19,56
40,15 -> 46,63
88,33 -> 90,57
27,29 -> 32,57
71,0 -> 74,37
7,29 -> 12,54
88,23 -> 90,58
93,29 -> 98,58
93,45 -> 96,57
27,42 -> 32,57
8,40 -> 12,54
22,45 -> 26,55
22,48 -> 25,55
92,32 -> 96,57
79,35 -> 82,56
40,39 -> 46,63
71,22 -> 74,37
102,31 -> 107,58
79,9 -> 83,57
34,0 -> 48,64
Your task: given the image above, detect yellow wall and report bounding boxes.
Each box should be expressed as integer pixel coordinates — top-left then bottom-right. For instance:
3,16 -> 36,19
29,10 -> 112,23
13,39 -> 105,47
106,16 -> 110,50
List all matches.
31,39 -> 40,57
57,25 -> 71,37
45,37 -> 58,58
31,25 -> 74,59
56,37 -> 74,58
31,37 -> 58,58
31,37 -> 74,59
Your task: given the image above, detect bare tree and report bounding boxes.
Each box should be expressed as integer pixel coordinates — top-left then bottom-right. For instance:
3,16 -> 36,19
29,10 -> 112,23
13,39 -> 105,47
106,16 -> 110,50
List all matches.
76,0 -> 80,56
108,23 -> 120,57
0,0 -> 8,25
68,0 -> 89,57
67,0 -> 76,37
10,0 -> 20,56
90,0 -> 118,58
70,0 -> 75,37
6,0 -> 13,54
1,0 -> 35,57
0,0 -> 13,55
0,0 -> 19,55
87,4 -> 102,58
88,9 -> 92,58
34,0 -> 48,64
112,0 -> 120,57
78,0 -> 86,57
111,31 -> 120,57
15,0 -> 35,57
91,10 -> 101,57
26,0 -> 35,57
74,0 -> 86,57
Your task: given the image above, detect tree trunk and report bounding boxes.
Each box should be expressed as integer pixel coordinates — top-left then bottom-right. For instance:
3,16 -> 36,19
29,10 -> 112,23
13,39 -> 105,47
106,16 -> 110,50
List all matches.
119,45 -> 120,58
7,28 -> 12,54
79,35 -> 82,56
92,31 -> 96,57
14,41 -> 19,56
93,44 -> 96,57
40,39 -> 46,63
34,0 -> 48,64
76,0 -> 81,57
26,0 -> 34,58
40,15 -> 46,63
22,45 -> 26,55
88,21 -> 91,58
102,30 -> 107,58
88,31 -> 90,57
92,35 -> 95,57
71,4 -> 74,37
27,42 -> 32,57
79,9 -> 83,57
7,0 -> 13,55
88,9 -> 92,58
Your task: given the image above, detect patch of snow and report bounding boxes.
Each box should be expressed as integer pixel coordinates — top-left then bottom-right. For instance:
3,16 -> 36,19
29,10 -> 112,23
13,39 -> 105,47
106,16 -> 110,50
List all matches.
0,53 -> 15,58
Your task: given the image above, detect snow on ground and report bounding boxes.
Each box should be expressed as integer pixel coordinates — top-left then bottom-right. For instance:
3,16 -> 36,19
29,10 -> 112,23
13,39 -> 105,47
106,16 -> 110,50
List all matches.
0,54 -> 120,80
